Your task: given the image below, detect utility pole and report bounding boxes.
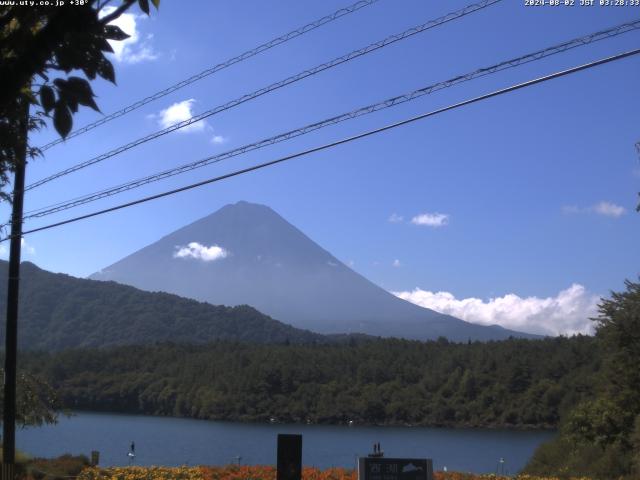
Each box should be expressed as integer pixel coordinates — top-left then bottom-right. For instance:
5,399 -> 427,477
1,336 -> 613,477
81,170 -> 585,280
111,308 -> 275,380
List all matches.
2,99 -> 29,479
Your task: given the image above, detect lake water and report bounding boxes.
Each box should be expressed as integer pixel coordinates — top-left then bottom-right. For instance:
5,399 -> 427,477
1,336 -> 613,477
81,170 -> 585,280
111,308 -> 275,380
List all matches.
17,412 -> 554,474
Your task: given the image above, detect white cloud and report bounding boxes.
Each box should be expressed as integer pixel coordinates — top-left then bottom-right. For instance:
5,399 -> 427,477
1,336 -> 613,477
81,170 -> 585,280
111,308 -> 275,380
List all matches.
392,259 -> 401,268
152,100 -> 228,139
100,7 -> 158,64
1,240 -> 35,257
211,135 -> 227,144
593,201 -> 626,218
393,284 -> 600,336
411,212 -> 449,227
388,213 -> 404,223
21,238 -> 35,255
562,201 -> 626,218
156,99 -> 206,132
174,242 -> 228,262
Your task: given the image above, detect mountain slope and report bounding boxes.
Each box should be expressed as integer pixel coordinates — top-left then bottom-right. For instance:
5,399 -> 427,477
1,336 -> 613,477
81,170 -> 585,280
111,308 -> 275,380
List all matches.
91,201 -> 537,341
0,261 -> 326,350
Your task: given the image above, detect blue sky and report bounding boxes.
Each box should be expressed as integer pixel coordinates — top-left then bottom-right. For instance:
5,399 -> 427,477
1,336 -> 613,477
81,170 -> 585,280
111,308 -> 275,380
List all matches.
3,0 -> 639,335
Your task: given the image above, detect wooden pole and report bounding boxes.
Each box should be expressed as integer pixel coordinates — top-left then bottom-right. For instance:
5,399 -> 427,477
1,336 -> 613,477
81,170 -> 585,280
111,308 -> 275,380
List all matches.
2,99 -> 29,475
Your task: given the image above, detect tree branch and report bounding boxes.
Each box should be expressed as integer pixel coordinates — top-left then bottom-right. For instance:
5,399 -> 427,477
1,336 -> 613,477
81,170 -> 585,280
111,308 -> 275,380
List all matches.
99,0 -> 135,24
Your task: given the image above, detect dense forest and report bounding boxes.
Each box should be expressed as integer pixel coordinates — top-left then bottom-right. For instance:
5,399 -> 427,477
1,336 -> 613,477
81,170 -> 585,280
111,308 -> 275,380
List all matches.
4,261 -> 639,478
21,335 -> 599,429
523,280 -> 640,479
0,261 -> 330,349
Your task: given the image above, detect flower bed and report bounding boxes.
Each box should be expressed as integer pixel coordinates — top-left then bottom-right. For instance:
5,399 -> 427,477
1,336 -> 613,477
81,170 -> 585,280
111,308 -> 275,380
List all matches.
76,465 -> 592,480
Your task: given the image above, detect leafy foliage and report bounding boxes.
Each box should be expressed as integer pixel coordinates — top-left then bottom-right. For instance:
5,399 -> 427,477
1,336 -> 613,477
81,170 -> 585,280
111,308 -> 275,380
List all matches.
0,367 -> 58,427
523,436 -> 631,480
21,335 -> 600,429
0,0 -> 158,197
26,454 -> 91,480
525,280 -> 640,479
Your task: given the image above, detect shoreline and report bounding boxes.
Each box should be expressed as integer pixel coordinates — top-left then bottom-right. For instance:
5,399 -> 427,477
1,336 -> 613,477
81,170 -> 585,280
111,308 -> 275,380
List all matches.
50,409 -> 558,432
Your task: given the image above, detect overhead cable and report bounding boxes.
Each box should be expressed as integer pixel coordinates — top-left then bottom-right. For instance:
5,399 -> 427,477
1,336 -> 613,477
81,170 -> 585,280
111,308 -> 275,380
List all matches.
25,0 -> 502,191
22,19 -> 640,220
37,0 -> 382,151
7,47 -> 639,241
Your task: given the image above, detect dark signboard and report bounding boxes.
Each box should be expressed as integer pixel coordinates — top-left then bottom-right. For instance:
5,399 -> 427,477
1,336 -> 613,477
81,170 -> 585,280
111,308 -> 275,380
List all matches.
358,458 -> 433,480
277,434 -> 302,480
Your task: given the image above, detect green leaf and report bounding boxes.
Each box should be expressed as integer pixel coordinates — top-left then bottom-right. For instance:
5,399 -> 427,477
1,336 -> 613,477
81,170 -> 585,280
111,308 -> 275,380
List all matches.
66,76 -> 93,98
81,96 -> 100,112
40,86 -> 55,113
82,57 -> 99,80
104,25 -> 130,41
150,0 -> 160,8
53,78 -> 79,112
69,78 -> 100,112
98,37 -> 114,53
21,88 -> 38,105
53,41 -> 90,73
54,77 -> 100,111
66,76 -> 88,89
97,58 -> 116,84
53,103 -> 72,138
138,0 -> 150,15
69,100 -> 79,113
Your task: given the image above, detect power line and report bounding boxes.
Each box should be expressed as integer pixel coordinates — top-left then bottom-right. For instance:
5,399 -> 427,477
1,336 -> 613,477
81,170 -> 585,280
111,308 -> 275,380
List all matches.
28,0 -> 500,189
22,19 -> 640,220
7,47 -> 639,242
36,0 -> 381,152
25,0 -> 502,192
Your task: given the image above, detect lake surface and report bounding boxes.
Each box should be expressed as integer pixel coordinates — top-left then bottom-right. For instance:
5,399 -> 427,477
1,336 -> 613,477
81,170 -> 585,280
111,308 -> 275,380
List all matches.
17,412 -> 554,474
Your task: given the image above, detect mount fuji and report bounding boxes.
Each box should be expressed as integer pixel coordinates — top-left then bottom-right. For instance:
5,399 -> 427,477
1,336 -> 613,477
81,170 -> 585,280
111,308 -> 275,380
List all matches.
90,201 -> 537,341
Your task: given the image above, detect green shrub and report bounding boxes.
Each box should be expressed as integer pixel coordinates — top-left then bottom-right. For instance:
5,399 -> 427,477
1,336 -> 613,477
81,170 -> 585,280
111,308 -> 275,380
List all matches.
27,454 -> 90,480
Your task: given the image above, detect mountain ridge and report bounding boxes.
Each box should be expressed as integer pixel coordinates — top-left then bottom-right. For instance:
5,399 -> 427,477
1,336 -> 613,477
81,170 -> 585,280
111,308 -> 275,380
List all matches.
0,260 -> 330,350
91,201 -> 539,341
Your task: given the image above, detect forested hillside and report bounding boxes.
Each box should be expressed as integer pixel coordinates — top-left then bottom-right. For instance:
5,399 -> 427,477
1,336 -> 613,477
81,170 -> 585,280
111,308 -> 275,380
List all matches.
22,335 -> 600,429
91,201 -> 537,341
524,280 -> 640,479
0,261 -> 326,349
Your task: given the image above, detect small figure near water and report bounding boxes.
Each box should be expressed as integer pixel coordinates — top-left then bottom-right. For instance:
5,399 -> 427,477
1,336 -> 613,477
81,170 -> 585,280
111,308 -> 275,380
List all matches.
496,457 -> 506,475
368,442 -> 384,458
128,441 -> 136,465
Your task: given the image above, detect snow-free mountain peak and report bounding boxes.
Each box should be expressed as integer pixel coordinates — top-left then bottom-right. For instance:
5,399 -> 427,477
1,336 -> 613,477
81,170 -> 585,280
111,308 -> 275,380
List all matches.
91,201 -> 538,341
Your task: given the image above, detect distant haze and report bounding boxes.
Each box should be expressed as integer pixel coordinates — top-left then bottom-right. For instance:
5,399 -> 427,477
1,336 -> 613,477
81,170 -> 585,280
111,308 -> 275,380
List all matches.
91,201 -> 539,341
